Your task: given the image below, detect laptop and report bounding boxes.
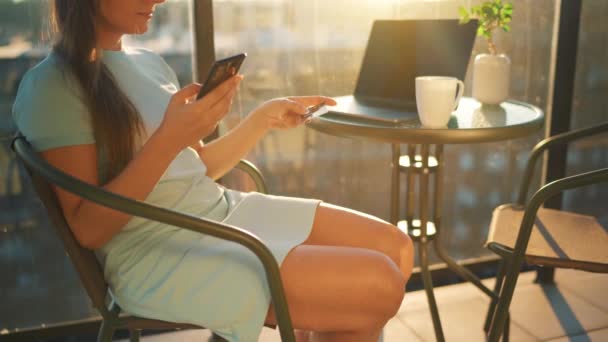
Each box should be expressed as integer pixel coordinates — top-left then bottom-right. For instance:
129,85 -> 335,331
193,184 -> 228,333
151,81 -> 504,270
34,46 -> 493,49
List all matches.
326,19 -> 478,124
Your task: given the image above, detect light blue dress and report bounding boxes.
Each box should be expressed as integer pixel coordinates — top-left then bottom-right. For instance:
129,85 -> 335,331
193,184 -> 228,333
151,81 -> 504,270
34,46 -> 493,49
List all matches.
12,47 -> 320,341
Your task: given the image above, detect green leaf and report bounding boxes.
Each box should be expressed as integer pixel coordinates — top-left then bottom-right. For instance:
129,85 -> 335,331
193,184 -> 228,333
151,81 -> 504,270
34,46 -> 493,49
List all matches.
502,24 -> 511,32
459,6 -> 469,17
482,5 -> 496,19
477,26 -> 488,37
471,0 -> 515,29
471,6 -> 482,16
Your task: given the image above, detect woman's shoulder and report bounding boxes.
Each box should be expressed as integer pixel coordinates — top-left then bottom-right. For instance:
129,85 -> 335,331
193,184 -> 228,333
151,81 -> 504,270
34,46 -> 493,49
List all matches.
18,52 -> 81,96
124,46 -> 180,86
124,46 -> 158,58
124,46 -> 168,69
14,52 -> 85,118
12,52 -> 94,151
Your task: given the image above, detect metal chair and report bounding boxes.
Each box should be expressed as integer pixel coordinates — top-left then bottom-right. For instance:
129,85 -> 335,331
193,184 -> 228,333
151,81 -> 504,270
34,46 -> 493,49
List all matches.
484,122 -> 608,341
11,134 -> 296,342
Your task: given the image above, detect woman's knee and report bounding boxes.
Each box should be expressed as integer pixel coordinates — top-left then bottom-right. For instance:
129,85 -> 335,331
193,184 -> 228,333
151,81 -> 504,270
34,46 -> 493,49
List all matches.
378,224 -> 414,274
361,253 -> 406,325
396,228 -> 414,279
274,245 -> 405,331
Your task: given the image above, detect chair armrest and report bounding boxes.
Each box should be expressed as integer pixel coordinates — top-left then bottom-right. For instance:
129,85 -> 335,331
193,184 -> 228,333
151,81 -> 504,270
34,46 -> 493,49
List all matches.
517,122 -> 608,204
510,167 -> 608,263
236,159 -> 268,194
12,136 -> 295,341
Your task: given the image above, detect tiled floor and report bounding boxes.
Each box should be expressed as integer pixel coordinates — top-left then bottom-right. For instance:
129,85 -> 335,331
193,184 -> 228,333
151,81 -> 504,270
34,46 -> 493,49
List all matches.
120,269 -> 608,342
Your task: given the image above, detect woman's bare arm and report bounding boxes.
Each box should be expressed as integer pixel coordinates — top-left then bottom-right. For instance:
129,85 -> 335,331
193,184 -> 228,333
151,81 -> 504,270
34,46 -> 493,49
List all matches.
196,96 -> 335,180
41,78 -> 241,250
196,112 -> 269,180
41,128 -> 179,250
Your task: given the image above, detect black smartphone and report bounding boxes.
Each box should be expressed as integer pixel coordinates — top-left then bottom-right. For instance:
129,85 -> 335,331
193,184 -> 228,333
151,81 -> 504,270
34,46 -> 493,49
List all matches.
196,53 -> 247,100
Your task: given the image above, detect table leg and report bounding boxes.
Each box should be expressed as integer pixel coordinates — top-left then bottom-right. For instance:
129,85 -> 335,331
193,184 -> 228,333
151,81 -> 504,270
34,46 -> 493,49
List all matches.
420,145 -> 430,240
406,145 -> 416,225
433,145 -> 444,231
430,145 -> 495,298
419,238 -> 445,342
394,143 -> 496,341
391,144 -> 401,225
433,238 -> 495,298
419,144 -> 445,342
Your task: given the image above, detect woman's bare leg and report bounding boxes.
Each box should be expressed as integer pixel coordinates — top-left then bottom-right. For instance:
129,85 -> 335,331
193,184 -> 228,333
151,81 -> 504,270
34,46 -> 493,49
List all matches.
293,330 -> 380,342
303,202 -> 414,282
265,245 -> 405,342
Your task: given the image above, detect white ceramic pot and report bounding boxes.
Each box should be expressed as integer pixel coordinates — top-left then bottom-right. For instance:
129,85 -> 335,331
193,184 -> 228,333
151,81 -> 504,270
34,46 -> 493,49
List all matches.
472,53 -> 511,105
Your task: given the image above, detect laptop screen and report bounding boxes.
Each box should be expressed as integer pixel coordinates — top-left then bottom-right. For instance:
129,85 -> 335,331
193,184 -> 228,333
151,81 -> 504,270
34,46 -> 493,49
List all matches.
354,20 -> 477,108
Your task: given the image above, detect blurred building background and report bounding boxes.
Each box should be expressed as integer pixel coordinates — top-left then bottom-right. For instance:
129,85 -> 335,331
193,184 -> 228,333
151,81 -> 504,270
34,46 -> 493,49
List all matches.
0,0 -> 606,335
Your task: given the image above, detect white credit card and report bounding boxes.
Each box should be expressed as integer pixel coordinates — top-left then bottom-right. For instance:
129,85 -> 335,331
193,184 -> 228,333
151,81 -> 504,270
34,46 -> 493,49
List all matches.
310,105 -> 329,118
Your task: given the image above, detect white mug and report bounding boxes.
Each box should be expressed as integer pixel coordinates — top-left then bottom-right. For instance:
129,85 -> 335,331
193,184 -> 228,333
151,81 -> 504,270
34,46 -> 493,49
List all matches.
415,76 -> 465,128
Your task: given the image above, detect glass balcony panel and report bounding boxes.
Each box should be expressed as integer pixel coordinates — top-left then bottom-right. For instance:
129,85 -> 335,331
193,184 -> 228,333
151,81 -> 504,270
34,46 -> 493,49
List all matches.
563,1 -> 608,226
213,0 -> 557,262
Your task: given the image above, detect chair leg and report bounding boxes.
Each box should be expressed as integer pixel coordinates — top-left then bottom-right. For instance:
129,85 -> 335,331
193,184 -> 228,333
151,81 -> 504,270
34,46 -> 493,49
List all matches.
97,320 -> 115,342
484,258 -> 507,333
487,260 -> 523,342
503,313 -> 510,342
130,329 -> 141,342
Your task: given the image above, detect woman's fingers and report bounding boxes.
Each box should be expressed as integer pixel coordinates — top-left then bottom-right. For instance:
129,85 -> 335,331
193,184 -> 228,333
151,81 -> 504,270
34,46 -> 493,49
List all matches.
287,113 -> 302,127
207,87 -> 238,121
193,75 -> 242,110
170,83 -> 202,105
282,98 -> 308,115
201,93 -> 236,130
270,119 -> 289,130
288,96 -> 337,107
275,111 -> 304,128
268,99 -> 318,129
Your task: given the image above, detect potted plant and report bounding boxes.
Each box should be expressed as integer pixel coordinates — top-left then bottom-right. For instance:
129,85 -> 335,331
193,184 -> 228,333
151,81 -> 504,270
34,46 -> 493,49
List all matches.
460,0 -> 514,105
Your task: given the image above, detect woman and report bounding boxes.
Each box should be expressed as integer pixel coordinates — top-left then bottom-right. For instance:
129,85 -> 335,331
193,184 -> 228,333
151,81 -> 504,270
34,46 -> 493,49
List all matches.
12,1 -> 413,341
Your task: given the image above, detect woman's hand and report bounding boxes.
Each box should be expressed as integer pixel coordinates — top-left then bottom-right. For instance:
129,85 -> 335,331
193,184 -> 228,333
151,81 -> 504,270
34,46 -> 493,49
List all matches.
157,75 -> 243,153
251,96 -> 337,130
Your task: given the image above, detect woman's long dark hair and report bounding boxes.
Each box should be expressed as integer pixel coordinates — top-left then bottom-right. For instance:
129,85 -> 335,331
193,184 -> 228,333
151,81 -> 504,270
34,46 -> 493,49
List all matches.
50,0 -> 145,183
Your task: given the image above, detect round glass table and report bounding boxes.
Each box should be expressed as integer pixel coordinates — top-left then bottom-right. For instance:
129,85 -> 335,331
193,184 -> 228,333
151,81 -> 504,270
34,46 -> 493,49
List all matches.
307,96 -> 544,342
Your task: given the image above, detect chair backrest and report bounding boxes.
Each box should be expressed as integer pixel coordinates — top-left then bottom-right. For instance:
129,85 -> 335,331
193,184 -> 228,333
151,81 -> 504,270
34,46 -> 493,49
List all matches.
13,136 -> 297,340
20,157 -> 110,316
13,134 -> 269,320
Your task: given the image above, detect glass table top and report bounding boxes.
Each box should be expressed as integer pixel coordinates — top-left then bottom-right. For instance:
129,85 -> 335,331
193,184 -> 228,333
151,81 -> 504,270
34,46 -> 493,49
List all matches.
308,96 -> 545,145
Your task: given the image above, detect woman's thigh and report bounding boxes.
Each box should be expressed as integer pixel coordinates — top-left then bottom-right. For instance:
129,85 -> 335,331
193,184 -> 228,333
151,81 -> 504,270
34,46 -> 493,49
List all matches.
303,202 -> 413,273
265,244 -> 405,331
